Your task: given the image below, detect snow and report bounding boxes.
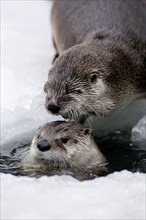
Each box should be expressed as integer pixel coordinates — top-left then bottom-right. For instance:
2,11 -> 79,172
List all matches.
1,171 -> 145,220
1,1 -> 146,220
1,0 -> 62,147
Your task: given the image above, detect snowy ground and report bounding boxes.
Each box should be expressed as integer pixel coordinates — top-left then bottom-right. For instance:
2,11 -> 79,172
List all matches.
1,1 -> 146,219
1,171 -> 145,220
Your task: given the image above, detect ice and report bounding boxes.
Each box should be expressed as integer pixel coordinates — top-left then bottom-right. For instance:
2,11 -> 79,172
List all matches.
1,1 -> 145,219
1,0 -> 62,148
1,92 -> 61,149
131,116 -> 146,150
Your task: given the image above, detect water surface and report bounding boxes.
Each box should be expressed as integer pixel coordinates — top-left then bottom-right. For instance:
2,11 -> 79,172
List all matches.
0,130 -> 146,181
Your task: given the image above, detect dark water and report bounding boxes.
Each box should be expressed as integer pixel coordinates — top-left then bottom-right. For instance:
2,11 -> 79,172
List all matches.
0,130 -> 146,181
96,130 -> 146,173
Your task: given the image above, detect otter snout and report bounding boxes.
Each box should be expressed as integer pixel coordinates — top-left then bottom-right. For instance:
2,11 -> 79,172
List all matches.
47,103 -> 60,114
37,140 -> 51,152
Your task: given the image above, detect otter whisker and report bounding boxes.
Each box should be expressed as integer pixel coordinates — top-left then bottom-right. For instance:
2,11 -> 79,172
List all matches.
32,130 -> 36,135
56,152 -> 71,168
86,116 -> 93,127
72,107 -> 80,122
61,154 -> 72,168
60,154 -> 68,168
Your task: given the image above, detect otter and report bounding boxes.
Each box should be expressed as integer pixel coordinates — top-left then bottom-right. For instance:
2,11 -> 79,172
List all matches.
23,121 -> 108,178
44,0 -> 146,123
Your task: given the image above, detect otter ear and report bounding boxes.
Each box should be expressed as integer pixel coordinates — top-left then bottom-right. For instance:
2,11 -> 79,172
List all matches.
92,31 -> 109,40
84,128 -> 92,136
90,73 -> 98,83
90,69 -> 103,82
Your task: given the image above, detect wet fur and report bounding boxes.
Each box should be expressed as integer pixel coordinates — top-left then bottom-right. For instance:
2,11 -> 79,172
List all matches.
44,0 -> 146,122
24,121 -> 107,174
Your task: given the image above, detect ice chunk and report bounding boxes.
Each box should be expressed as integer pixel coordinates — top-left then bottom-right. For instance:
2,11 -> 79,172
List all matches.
131,116 -> 146,150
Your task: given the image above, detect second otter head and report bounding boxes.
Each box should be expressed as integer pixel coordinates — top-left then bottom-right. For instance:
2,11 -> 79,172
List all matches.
29,121 -> 107,174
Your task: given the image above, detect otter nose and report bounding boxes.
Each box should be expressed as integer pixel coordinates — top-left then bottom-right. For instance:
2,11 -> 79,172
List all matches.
47,103 -> 60,113
37,140 -> 51,152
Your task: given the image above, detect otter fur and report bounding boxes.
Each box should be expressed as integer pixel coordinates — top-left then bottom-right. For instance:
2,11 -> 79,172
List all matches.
23,121 -> 108,178
44,0 -> 146,123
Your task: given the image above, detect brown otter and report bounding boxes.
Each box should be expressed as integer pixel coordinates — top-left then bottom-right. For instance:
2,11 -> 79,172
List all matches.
44,0 -> 146,123
23,121 -> 108,177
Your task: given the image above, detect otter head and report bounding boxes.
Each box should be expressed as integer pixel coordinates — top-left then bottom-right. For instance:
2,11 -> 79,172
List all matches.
44,42 -> 116,123
29,121 -> 107,173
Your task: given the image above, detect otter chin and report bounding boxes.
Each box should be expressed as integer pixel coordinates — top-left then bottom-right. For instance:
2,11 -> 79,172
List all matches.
23,121 -> 108,177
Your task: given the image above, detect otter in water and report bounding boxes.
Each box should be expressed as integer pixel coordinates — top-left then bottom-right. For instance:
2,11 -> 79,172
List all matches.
44,0 -> 146,123
24,121 -> 108,177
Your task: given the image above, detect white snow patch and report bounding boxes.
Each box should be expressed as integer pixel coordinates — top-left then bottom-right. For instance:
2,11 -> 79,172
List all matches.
1,171 -> 146,220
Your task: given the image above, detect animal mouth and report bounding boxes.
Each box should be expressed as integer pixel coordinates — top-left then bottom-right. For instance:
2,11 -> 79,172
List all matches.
61,112 -> 87,124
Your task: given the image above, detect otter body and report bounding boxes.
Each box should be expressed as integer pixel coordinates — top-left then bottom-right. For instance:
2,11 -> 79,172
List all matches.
52,0 -> 146,53
44,0 -> 146,124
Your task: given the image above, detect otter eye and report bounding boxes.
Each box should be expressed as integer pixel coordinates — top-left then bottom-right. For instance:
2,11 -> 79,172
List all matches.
76,89 -> 83,94
65,87 -> 75,94
61,137 -> 69,144
90,73 -> 97,83
37,134 -> 40,139
65,86 -> 82,95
